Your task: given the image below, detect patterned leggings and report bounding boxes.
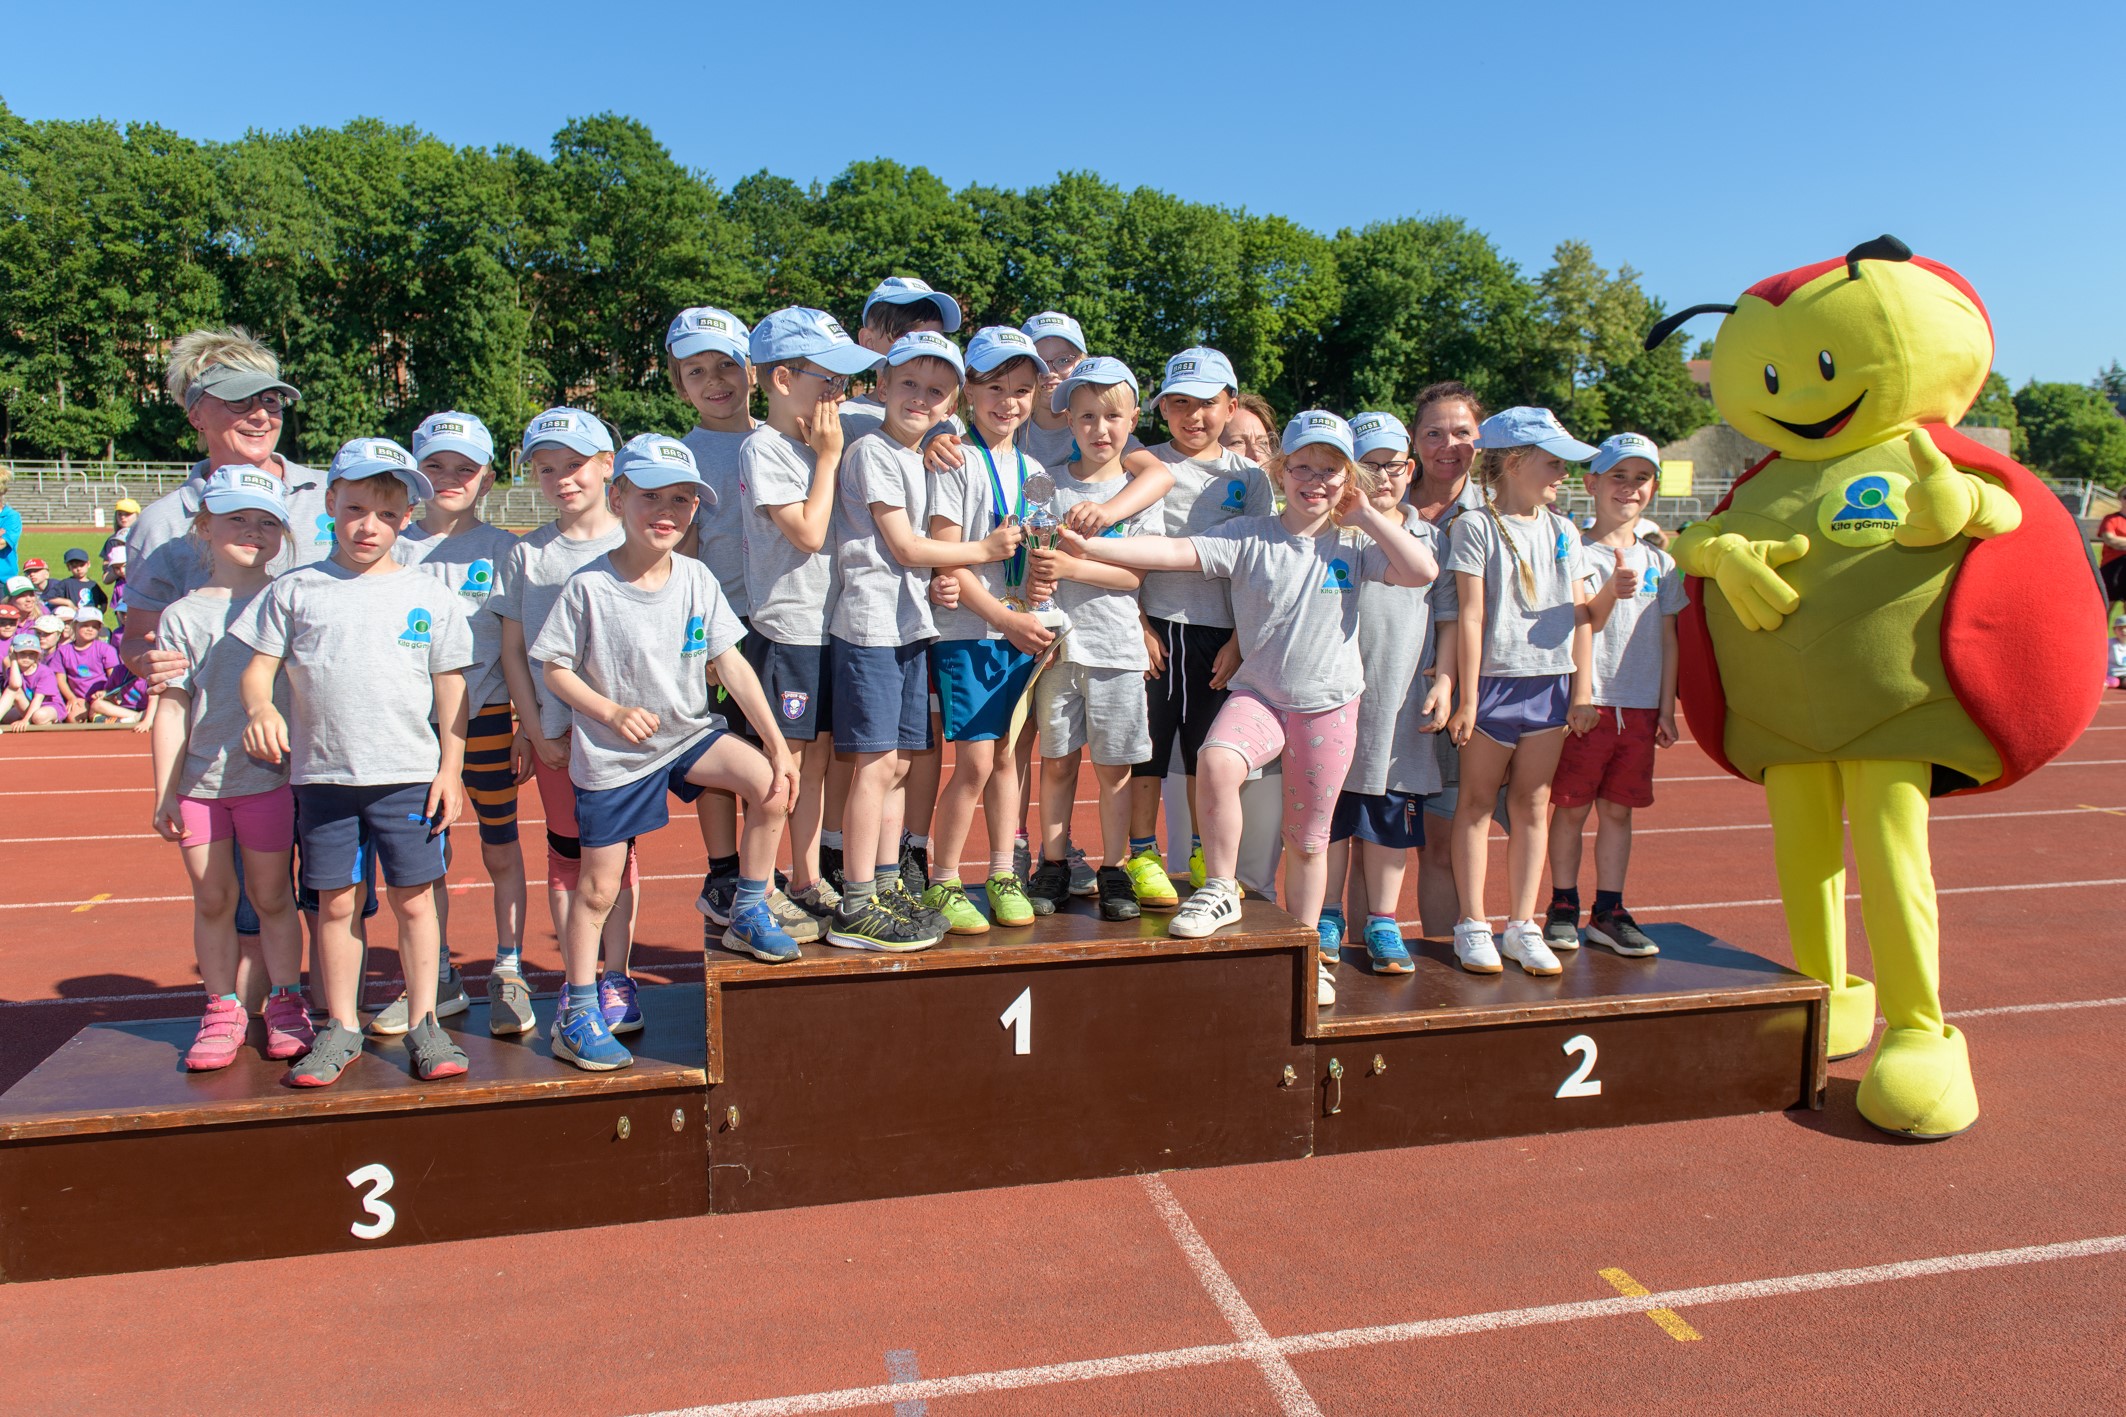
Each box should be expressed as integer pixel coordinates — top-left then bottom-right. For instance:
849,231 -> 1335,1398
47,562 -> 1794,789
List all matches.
1201,690 -> 1359,854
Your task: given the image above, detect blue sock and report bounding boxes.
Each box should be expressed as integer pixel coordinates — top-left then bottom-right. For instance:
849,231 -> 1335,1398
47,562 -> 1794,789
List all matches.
494,944 -> 522,974
216,992 -> 241,1005
735,875 -> 769,912
1130,836 -> 1156,856
1190,834 -> 1201,852
1322,905 -> 1344,921
564,982 -> 597,1019
268,984 -> 300,997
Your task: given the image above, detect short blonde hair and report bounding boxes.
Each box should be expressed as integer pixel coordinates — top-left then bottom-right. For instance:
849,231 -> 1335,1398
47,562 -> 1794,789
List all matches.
165,328 -> 281,405
1065,380 -> 1140,417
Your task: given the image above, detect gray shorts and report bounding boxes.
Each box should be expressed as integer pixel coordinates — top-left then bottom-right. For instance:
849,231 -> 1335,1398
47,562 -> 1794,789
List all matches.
1037,662 -> 1152,766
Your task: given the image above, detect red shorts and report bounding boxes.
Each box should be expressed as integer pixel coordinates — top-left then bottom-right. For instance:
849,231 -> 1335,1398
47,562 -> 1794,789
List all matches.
1550,707 -> 1659,809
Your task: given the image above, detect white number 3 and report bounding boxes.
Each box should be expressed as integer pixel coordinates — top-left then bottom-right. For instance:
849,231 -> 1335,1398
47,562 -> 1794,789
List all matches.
347,1162 -> 397,1239
1556,1034 -> 1602,1099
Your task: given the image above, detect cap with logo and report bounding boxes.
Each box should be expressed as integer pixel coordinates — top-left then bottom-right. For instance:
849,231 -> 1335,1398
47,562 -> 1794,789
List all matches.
1349,412 -> 1410,460
861,277 -> 962,334
1473,406 -> 1599,462
114,498 -> 141,514
8,631 -> 37,653
1151,347 -> 1238,403
183,362 -> 301,411
885,331 -> 966,381
63,548 -> 89,566
1281,410 -> 1356,461
1589,431 -> 1662,475
328,437 -> 436,502
665,306 -> 752,364
22,559 -> 45,574
749,308 -> 887,377
1020,311 -> 1087,353
964,326 -> 1044,378
4,576 -> 31,597
412,411 -> 497,467
1050,356 -> 1141,414
520,407 -> 615,459
33,615 -> 62,634
200,464 -> 293,521
613,433 -> 710,494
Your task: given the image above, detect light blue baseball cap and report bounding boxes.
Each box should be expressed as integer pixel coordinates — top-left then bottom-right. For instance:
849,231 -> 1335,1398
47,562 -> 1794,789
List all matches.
748,307 -> 885,377
964,326 -> 1044,378
1349,411 -> 1410,460
861,276 -> 962,333
1021,311 -> 1086,353
1151,347 -> 1238,403
613,433 -> 709,494
8,631 -> 38,653
1473,406 -> 1599,461
1049,356 -> 1140,413
520,407 -> 614,458
411,411 -> 495,466
885,330 -> 966,381
1590,431 -> 1662,475
665,306 -> 751,364
200,464 -> 291,520
1281,410 -> 1355,461
328,437 -> 435,501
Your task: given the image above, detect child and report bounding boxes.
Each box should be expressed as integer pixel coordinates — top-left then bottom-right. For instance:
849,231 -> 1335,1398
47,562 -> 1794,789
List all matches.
1064,411 -> 1440,1006
828,331 -> 1021,950
1323,412 -> 1458,975
840,277 -> 963,446
1444,408 -> 1628,978
1017,310 -> 1088,469
1544,433 -> 1680,958
532,434 -> 803,1071
149,466 -> 309,1070
236,436 -> 473,1087
2106,612 -> 2126,689
2,631 -> 61,728
48,549 -> 106,615
52,611 -> 122,723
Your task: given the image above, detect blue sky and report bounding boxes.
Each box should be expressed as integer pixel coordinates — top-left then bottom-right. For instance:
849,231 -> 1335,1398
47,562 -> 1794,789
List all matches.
4,0 -> 2117,385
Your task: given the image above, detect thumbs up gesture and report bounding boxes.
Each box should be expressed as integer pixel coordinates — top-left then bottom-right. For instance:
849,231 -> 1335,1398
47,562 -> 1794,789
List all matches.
1896,427 -> 2022,546
1606,545 -> 1640,599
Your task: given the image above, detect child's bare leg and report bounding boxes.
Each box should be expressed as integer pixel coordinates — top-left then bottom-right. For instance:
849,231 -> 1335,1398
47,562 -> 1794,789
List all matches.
1360,840 -> 1409,923
681,735 -> 788,884
1040,750 -> 1079,862
241,846 -> 304,989
481,836 -> 527,954
1324,838 -> 1351,919
602,868 -> 636,977
1194,746 -> 1248,882
1548,800 -> 1594,893
181,838 -> 241,997
903,730 -> 941,842
1093,761 -> 1132,868
841,751 -> 900,889
390,883 -> 443,1020
935,737 -> 995,883
978,741 -> 1023,879
786,735 -> 831,890
1453,736 -> 1514,924
1502,729 -> 1566,923
1417,830 -> 1457,937
563,843 -> 631,987
694,790 -> 738,861
313,884 -> 366,1031
1593,799 -> 1635,893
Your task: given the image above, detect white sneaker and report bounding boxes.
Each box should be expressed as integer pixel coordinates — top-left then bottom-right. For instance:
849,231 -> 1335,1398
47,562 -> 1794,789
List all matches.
1170,880 -> 1241,939
1499,921 -> 1563,977
1453,920 -> 1503,975
1316,958 -> 1336,1007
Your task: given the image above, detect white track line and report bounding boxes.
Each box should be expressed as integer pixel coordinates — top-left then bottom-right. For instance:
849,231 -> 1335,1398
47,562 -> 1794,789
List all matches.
1946,995 -> 2126,1020
1656,757 -> 2126,784
633,1233 -> 2126,1417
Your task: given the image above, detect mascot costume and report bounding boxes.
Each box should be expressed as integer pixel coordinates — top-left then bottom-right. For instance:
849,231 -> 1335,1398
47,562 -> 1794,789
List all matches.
1649,235 -> 2107,1139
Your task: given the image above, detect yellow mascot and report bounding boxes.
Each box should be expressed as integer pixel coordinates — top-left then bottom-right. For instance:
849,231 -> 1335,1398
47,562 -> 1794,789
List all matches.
1649,235 -> 2107,1138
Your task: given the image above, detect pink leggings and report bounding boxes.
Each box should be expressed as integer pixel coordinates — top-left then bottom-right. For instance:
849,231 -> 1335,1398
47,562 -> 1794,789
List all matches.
1202,691 -> 1359,854
532,754 -> 636,892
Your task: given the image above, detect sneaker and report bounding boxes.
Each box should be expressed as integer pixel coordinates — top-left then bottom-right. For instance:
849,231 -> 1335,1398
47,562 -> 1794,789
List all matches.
551,1003 -> 633,1071
985,873 -> 1037,928
262,990 -> 316,1060
1170,879 -> 1241,939
696,873 -> 739,927
599,973 -> 643,1035
724,901 -> 803,962
883,878 -> 949,941
820,843 -> 845,894
366,965 -> 470,1038
285,1022 -> 365,1088
1317,908 -> 1346,966
1543,902 -> 1581,951
1453,920 -> 1503,975
1123,846 -> 1179,910
828,895 -> 939,953
924,880 -> 991,936
184,997 -> 248,1072
487,967 -> 536,1036
405,1012 -> 469,1080
1027,857 -> 1073,914
1187,845 -> 1207,891
766,888 -> 823,943
1500,921 -> 1563,977
1096,865 -> 1140,921
790,880 -> 841,919
1363,918 -> 1415,974
1317,958 -> 1336,1007
1587,905 -> 1661,957
1014,837 -> 1032,881
1066,846 -> 1098,898
898,840 -> 930,897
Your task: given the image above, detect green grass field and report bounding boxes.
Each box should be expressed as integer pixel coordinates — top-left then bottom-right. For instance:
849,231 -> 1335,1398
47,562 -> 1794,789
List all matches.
10,526 -> 115,577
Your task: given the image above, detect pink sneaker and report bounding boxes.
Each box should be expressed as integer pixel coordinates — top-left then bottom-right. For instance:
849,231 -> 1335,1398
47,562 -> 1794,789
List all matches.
184,997 -> 248,1072
262,990 -> 316,1060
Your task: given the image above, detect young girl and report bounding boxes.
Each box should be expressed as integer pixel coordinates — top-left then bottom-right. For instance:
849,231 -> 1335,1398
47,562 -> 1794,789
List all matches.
148,467 -> 310,1070
1444,408 -> 1627,977
1063,411 -> 1439,1006
2106,611 -> 2126,688
2,632 -> 62,728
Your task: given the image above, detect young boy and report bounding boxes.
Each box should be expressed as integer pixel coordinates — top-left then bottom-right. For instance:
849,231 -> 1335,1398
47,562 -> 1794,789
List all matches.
532,434 -> 803,1071
840,277 -> 962,448
236,436 -> 473,1087
47,549 -> 106,616
52,610 -> 121,723
3,630 -> 61,728
741,306 -> 884,923
1545,433 -> 1681,957
828,331 -> 1020,950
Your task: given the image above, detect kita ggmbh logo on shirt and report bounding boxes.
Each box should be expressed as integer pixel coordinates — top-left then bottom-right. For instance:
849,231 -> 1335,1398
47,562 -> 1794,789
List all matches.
399,608 -> 433,648
1642,564 -> 1661,597
682,614 -> 708,657
315,514 -> 335,546
1320,558 -> 1355,593
459,559 -> 494,597
1220,479 -> 1247,511
1553,529 -> 1573,561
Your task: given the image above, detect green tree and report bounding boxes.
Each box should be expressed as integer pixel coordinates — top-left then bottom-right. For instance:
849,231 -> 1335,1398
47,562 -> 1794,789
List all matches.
2013,380 -> 2126,484
1958,371 -> 2024,458
2093,360 -> 2126,416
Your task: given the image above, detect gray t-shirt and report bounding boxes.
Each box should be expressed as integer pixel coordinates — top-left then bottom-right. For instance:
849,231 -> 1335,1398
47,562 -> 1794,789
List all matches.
1190,516 -> 1385,713
1586,536 -> 1684,709
840,397 -> 961,450
126,458 -> 331,614
740,428 -> 837,647
159,587 -> 291,800
1050,468 -> 1149,671
1141,444 -> 1276,627
490,521 -> 627,739
685,425 -> 754,618
930,442 -> 1045,643
232,560 -> 473,787
829,432 -> 936,647
1018,420 -> 1077,470
396,520 -> 519,710
1445,506 -> 1604,679
528,555 -> 746,791
1348,511 -> 1457,797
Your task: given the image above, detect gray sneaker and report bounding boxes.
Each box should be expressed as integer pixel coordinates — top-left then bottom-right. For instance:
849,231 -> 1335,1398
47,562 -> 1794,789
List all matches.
1066,846 -> 1098,898
487,966 -> 536,1036
368,964 -> 470,1037
766,888 -> 822,943
405,1012 -> 469,1081
285,1022 -> 365,1088
790,880 -> 841,918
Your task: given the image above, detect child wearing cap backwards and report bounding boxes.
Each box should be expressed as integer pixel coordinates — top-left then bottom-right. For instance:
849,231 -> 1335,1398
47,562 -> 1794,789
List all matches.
532,435 -> 803,1071
235,437 -> 474,1087
1322,412 -> 1459,975
1064,411 -> 1440,1005
2,631 -> 62,728
1443,407 -> 1631,979
149,466 -> 309,1070
1543,433 -> 1683,958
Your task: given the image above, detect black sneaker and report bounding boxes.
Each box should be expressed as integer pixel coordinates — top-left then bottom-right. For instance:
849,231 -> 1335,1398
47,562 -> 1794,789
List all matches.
882,878 -> 949,943
898,840 -> 930,897
820,843 -> 845,894
1096,865 -> 1140,922
1027,857 -> 1072,913
1586,906 -> 1659,957
827,896 -> 937,953
1543,902 -> 1581,951
696,873 -> 738,927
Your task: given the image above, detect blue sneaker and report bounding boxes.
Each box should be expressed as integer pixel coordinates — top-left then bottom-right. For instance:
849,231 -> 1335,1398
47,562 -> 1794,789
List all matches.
1317,908 -> 1346,965
551,1003 -> 633,1071
724,901 -> 802,963
598,973 -> 643,1035
1364,917 -> 1415,974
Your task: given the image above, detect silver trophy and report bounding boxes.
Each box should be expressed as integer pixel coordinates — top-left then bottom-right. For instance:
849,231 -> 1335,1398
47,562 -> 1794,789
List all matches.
1016,469 -> 1072,634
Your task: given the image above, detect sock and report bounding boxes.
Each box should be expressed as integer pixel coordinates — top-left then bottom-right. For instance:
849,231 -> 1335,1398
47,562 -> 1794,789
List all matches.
1549,885 -> 1581,912
268,984 -> 301,997
934,873 -> 962,890
1506,918 -> 1533,935
841,877 -> 876,910
990,851 -> 1015,880
903,833 -> 930,851
822,829 -> 843,851
563,982 -> 597,1018
1190,834 -> 1202,852
1593,889 -> 1624,916
494,944 -> 522,974
1321,905 -> 1345,921
437,942 -> 453,973
877,862 -> 901,889
708,852 -> 740,881
734,875 -> 769,913
215,992 -> 241,1005
1130,835 -> 1156,856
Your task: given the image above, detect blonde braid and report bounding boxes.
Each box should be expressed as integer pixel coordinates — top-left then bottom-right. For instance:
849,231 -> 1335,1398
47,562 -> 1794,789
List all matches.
1478,448 -> 1538,603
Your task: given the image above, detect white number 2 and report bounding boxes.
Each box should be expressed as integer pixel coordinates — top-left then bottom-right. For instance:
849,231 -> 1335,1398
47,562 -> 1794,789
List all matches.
1556,1034 -> 1602,1099
1000,987 -> 1032,1056
347,1162 -> 397,1239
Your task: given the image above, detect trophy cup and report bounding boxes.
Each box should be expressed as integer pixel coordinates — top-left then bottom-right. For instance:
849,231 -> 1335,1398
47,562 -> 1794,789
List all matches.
1015,469 -> 1072,635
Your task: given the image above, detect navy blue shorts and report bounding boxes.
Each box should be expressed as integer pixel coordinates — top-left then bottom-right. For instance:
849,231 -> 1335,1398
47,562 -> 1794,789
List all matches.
574,728 -> 725,849
742,634 -> 832,742
292,782 -> 448,893
932,638 -> 1037,742
829,636 -> 934,754
1474,674 -> 1570,746
1330,789 -> 1429,849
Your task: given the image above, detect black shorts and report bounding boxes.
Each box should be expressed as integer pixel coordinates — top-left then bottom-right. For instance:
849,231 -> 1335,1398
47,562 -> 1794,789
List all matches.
2102,556 -> 2126,607
740,632 -> 832,742
1131,617 -> 1235,779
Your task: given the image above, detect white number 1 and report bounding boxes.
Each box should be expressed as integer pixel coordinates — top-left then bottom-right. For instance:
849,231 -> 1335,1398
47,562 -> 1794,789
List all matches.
347,1162 -> 397,1239
1000,987 -> 1032,1055
1556,1034 -> 1602,1099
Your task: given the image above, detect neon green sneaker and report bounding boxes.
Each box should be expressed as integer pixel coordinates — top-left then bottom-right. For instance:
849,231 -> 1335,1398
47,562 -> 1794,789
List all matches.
1125,846 -> 1179,910
985,873 -> 1036,928
922,878 -> 990,936
1188,845 -> 1207,891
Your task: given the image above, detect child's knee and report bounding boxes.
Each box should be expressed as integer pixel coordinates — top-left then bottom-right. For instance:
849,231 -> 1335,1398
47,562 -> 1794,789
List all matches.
1281,829 -> 1330,859
194,878 -> 238,919
479,838 -> 523,877
1595,798 -> 1634,826
546,831 -> 582,890
387,884 -> 435,920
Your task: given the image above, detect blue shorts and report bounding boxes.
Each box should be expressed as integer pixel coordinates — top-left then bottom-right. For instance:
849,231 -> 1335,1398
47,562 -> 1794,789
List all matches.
932,638 -> 1037,742
1330,789 -> 1428,849
829,636 -> 934,755
1474,674 -> 1570,746
292,782 -> 448,893
742,633 -> 831,742
574,728 -> 724,850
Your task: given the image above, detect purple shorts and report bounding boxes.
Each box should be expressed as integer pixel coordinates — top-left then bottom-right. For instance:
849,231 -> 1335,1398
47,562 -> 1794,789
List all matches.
1474,674 -> 1569,746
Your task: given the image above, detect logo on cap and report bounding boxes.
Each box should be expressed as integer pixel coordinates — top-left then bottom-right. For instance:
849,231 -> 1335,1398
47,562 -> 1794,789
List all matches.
535,416 -> 571,432
821,316 -> 851,340
655,443 -> 690,463
1171,359 -> 1199,376
240,473 -> 276,492
1029,315 -> 1065,329
369,442 -> 411,466
1352,417 -> 1386,436
691,314 -> 729,332
1304,413 -> 1337,429
431,420 -> 467,435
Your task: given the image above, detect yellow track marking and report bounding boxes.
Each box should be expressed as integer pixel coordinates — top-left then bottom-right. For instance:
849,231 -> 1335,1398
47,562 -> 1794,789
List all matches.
1600,1267 -> 1703,1342
70,893 -> 112,914
2079,804 -> 2126,817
